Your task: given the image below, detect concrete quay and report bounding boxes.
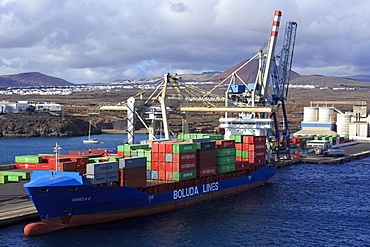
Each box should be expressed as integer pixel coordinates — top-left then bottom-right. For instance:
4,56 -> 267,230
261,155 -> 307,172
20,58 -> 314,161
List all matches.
301,142 -> 370,164
0,180 -> 38,228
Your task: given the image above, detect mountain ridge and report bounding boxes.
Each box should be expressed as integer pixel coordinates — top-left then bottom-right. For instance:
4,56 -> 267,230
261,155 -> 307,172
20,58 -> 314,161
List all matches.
1,62 -> 369,88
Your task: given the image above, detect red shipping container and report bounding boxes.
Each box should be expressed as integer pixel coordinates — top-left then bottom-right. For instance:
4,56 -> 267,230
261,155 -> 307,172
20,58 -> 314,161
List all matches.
152,152 -> 166,162
158,161 -> 166,171
236,161 -> 250,170
249,157 -> 266,165
248,144 -> 265,151
15,163 -> 38,169
291,138 -> 302,144
197,150 -> 216,160
151,143 -> 159,153
165,162 -> 173,171
165,143 -> 174,153
116,152 -> 125,157
58,161 -> 77,171
69,151 -> 91,156
88,149 -> 107,155
165,171 -> 173,181
120,177 -> 146,188
119,166 -> 146,179
243,135 -> 266,144
248,151 -> 266,159
76,167 -> 86,173
68,157 -> 89,168
172,152 -> 196,162
158,143 -> 167,153
197,166 -> 216,177
48,158 -> 71,167
151,161 -> 159,171
197,158 -> 216,168
216,140 -> 235,149
37,163 -> 55,170
172,161 -> 196,172
235,143 -> 250,151
236,157 -> 249,162
158,170 -> 166,180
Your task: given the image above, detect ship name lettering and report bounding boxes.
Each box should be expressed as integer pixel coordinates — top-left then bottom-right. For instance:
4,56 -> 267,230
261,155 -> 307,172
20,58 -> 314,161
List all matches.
173,186 -> 199,200
71,196 -> 91,202
202,182 -> 219,193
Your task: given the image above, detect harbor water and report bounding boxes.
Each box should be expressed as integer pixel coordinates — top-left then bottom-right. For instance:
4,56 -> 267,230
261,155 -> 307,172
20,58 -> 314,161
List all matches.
0,134 -> 369,246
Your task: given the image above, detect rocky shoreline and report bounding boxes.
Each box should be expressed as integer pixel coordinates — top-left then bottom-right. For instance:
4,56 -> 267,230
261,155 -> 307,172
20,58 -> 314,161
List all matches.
0,112 -> 101,137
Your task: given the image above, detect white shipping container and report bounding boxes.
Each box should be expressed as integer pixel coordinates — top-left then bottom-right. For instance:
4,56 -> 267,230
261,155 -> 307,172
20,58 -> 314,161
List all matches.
107,172 -> 119,182
86,174 -> 107,184
165,153 -> 172,162
151,170 -> 158,180
86,161 -> 119,175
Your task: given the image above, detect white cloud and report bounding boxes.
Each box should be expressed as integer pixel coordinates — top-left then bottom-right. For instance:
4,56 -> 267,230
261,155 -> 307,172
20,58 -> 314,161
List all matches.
0,0 -> 369,83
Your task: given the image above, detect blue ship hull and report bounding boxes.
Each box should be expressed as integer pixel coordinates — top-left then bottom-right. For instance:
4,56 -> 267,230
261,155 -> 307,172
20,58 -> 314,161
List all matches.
23,163 -> 276,235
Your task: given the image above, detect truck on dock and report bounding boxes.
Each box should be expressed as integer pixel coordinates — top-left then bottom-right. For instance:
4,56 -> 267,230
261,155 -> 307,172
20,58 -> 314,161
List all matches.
322,149 -> 345,157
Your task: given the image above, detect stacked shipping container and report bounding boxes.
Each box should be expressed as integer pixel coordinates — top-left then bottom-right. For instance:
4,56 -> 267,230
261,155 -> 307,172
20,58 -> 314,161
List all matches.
13,133 -> 269,187
215,140 -> 236,173
150,142 -> 197,181
232,135 -> 267,170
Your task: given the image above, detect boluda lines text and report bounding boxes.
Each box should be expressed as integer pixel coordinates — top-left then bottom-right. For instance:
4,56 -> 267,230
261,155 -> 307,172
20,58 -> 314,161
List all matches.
173,182 -> 219,200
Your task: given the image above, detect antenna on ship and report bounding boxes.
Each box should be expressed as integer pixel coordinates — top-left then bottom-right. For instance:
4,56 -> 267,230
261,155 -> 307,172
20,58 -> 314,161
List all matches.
53,143 -> 62,172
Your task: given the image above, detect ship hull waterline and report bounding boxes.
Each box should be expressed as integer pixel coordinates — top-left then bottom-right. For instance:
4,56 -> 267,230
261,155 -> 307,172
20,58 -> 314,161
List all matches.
24,163 -> 276,236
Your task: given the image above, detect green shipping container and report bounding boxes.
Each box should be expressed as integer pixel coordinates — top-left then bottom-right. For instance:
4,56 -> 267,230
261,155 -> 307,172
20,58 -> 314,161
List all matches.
117,144 -> 149,152
216,148 -> 236,157
0,171 -> 30,180
146,161 -> 152,170
216,156 -> 236,165
15,155 -> 42,163
229,134 -> 251,143
203,134 -> 224,140
88,157 -> 103,163
172,169 -> 197,181
217,163 -> 236,173
236,149 -> 242,157
196,141 -> 216,151
8,175 -> 23,182
241,150 -> 248,159
0,175 -> 9,184
108,157 -> 121,162
172,143 -> 196,153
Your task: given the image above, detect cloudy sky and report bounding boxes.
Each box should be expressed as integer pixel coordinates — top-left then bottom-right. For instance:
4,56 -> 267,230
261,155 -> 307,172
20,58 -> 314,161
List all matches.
0,0 -> 369,83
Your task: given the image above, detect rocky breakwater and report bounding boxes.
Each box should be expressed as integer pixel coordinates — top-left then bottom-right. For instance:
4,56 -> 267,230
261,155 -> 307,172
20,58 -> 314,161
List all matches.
0,113 -> 101,137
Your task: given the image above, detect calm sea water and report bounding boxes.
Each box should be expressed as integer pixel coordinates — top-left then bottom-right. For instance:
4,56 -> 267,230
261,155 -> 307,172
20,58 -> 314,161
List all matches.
0,135 -> 369,246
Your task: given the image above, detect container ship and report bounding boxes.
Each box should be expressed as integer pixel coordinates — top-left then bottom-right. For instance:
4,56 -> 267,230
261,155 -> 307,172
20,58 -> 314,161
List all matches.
21,10 -> 294,235
22,133 -> 276,236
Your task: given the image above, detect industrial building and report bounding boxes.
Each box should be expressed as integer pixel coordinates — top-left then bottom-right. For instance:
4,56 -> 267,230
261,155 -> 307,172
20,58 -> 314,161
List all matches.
294,101 -> 370,140
0,101 -> 61,113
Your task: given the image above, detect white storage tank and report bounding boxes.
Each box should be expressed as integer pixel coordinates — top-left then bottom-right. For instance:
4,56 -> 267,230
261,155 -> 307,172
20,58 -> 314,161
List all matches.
318,107 -> 334,123
303,107 -> 319,122
336,114 -> 352,137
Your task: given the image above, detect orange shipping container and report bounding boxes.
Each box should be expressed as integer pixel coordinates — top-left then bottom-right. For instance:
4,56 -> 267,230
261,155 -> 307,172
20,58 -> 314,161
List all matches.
215,140 -> 235,149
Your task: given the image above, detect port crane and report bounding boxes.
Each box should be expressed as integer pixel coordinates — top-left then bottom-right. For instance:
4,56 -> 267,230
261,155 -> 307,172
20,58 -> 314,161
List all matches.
100,10 -> 297,159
